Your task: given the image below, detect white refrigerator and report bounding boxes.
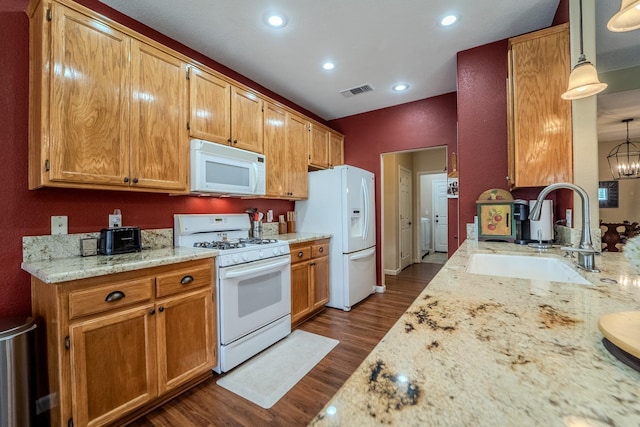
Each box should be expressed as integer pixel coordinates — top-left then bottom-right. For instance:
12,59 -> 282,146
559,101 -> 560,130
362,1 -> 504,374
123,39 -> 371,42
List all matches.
295,165 -> 376,311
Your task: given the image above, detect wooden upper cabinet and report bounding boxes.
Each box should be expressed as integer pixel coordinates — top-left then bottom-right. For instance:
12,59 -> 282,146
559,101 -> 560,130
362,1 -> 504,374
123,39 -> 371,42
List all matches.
287,112 -> 309,198
329,131 -> 344,168
264,102 -> 287,197
29,0 -> 189,193
188,73 -> 263,153
263,103 -> 308,199
47,2 -> 130,187
507,23 -> 572,189
231,86 -> 264,153
130,40 -> 188,191
188,66 -> 231,145
309,124 -> 329,169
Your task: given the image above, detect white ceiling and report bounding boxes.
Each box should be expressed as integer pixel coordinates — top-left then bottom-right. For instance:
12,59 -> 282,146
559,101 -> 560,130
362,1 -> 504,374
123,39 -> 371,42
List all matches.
98,0 -> 638,142
98,0 -> 560,120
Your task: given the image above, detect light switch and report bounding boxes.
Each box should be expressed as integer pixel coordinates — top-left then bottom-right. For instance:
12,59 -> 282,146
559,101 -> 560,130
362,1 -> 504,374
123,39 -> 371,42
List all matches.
51,216 -> 68,235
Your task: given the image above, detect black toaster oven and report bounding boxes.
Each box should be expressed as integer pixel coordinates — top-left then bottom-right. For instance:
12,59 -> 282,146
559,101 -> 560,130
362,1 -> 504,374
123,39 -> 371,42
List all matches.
99,227 -> 142,255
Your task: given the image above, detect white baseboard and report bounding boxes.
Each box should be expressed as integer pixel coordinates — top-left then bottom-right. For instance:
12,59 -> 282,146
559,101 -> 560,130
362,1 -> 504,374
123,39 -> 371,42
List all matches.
384,267 -> 401,276
375,285 -> 386,293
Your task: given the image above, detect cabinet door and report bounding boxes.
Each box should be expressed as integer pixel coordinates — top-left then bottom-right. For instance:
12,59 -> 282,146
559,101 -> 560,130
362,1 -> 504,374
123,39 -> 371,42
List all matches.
477,203 -> 515,239
291,261 -> 311,325
287,112 -> 310,199
329,132 -> 344,168
70,304 -> 157,427
188,67 -> 231,144
130,40 -> 188,192
49,3 -> 130,187
231,86 -> 264,153
156,289 -> 215,393
263,102 -> 287,197
311,255 -> 329,310
309,124 -> 329,169
508,24 -> 572,188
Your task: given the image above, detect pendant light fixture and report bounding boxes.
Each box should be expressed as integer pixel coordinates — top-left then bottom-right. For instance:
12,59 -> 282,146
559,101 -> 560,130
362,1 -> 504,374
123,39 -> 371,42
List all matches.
561,0 -> 608,100
607,0 -> 640,32
607,118 -> 640,180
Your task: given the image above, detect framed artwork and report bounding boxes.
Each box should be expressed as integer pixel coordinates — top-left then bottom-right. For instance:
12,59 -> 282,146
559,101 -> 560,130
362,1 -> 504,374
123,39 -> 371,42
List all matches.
598,181 -> 619,208
447,177 -> 459,198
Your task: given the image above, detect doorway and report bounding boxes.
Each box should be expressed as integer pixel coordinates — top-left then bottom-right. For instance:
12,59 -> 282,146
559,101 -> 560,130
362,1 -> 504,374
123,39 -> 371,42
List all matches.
432,178 -> 448,252
381,147 -> 447,278
399,166 -> 412,271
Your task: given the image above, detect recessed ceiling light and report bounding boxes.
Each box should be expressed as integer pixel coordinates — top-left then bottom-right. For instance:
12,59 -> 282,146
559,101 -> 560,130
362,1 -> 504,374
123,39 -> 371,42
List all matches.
264,12 -> 287,28
323,62 -> 335,70
392,84 -> 409,92
441,15 -> 457,26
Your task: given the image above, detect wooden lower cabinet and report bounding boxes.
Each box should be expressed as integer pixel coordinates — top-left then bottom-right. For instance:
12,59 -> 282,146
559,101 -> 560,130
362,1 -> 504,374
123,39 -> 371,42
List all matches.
290,239 -> 330,326
31,258 -> 216,427
70,304 -> 157,427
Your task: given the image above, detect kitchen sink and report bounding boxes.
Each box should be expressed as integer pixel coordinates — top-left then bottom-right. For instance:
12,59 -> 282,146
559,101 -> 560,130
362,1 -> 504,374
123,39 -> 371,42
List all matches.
465,253 -> 591,284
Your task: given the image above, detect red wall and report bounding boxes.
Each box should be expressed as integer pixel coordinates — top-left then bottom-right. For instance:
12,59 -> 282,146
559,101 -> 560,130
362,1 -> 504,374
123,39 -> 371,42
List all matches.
329,94 -> 458,285
553,0 -> 570,26
456,29 -> 572,234
0,4 -> 294,317
456,40 -> 542,229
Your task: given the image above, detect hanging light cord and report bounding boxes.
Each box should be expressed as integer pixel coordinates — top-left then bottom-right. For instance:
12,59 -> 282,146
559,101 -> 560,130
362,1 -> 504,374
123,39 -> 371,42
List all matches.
577,0 -> 586,63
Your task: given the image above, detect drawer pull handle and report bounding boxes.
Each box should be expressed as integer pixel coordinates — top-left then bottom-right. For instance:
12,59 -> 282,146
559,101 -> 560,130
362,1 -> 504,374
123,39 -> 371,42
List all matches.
105,291 -> 125,302
180,275 -> 194,285
159,306 -> 165,313
319,247 -> 324,253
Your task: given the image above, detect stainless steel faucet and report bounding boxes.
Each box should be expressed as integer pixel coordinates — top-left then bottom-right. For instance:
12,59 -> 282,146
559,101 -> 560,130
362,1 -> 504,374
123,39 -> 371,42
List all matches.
529,182 -> 600,272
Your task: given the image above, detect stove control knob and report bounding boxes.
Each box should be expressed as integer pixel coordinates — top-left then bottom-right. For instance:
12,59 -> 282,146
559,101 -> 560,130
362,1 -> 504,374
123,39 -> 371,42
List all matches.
241,253 -> 249,262
233,254 -> 240,263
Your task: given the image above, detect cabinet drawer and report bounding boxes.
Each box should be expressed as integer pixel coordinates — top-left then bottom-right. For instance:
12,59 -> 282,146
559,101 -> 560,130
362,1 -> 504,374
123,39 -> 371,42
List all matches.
312,243 -> 329,258
290,246 -> 311,263
156,264 -> 213,298
69,278 -> 154,320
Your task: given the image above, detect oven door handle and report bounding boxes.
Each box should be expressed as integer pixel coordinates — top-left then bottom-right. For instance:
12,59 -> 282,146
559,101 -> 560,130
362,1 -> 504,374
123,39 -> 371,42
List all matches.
223,256 -> 291,279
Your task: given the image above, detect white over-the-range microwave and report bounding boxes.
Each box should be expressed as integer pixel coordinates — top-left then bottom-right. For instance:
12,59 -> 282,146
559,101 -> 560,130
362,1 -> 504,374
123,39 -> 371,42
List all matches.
190,139 -> 266,196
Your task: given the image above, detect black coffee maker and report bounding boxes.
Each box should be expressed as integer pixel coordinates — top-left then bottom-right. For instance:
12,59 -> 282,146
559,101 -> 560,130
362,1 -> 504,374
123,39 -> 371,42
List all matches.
513,200 -> 531,244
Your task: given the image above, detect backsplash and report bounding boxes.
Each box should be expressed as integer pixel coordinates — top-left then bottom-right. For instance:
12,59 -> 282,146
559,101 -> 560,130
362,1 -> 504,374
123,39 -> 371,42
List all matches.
23,229 -> 174,263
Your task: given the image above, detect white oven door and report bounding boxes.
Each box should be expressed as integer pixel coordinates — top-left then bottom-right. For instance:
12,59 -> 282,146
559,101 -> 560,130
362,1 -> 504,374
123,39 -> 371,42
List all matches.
218,255 -> 291,345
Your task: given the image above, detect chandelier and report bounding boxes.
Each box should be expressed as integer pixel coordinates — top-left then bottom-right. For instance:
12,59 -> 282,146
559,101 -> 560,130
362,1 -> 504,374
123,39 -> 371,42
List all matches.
607,118 -> 640,180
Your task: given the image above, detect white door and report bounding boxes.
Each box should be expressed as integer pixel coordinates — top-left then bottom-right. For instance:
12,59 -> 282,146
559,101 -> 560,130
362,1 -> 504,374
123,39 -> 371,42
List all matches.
433,179 -> 448,252
399,166 -> 412,270
344,167 -> 375,253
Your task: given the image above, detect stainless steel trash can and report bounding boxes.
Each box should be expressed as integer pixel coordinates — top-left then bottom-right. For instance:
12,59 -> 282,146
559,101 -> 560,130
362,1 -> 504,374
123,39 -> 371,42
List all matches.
0,317 -> 36,427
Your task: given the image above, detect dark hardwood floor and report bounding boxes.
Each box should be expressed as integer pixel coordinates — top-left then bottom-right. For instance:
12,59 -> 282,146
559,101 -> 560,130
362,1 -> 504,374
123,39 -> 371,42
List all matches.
127,262 -> 442,427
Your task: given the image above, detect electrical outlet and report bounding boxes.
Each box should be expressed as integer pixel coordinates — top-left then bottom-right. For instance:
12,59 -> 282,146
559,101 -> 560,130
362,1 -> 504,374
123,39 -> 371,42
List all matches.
51,216 -> 68,235
109,214 -> 122,228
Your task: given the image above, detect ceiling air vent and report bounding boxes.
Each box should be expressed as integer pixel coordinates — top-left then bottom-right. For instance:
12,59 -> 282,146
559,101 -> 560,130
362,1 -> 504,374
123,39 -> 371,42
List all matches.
340,84 -> 374,98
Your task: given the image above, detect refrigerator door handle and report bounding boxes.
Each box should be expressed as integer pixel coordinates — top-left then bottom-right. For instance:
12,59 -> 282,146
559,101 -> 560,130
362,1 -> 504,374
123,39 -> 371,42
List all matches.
350,246 -> 376,261
362,178 -> 369,241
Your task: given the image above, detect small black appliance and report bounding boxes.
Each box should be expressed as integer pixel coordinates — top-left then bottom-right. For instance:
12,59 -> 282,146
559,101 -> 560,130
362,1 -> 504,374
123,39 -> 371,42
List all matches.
513,200 -> 531,245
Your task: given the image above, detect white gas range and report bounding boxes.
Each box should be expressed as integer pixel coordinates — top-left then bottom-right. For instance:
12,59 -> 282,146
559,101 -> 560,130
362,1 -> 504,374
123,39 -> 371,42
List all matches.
174,213 -> 291,373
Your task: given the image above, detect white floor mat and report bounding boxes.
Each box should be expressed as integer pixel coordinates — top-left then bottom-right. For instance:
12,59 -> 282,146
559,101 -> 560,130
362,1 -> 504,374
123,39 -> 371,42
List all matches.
216,330 -> 339,409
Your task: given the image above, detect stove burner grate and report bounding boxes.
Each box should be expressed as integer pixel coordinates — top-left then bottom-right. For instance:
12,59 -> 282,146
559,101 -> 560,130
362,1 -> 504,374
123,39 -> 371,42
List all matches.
193,238 -> 280,250
193,241 -> 247,250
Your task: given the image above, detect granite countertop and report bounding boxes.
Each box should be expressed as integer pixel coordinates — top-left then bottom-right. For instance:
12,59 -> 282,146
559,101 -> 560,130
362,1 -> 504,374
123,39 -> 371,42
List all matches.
21,247 -> 217,284
272,232 -> 332,244
310,241 -> 640,426
20,229 -> 331,284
